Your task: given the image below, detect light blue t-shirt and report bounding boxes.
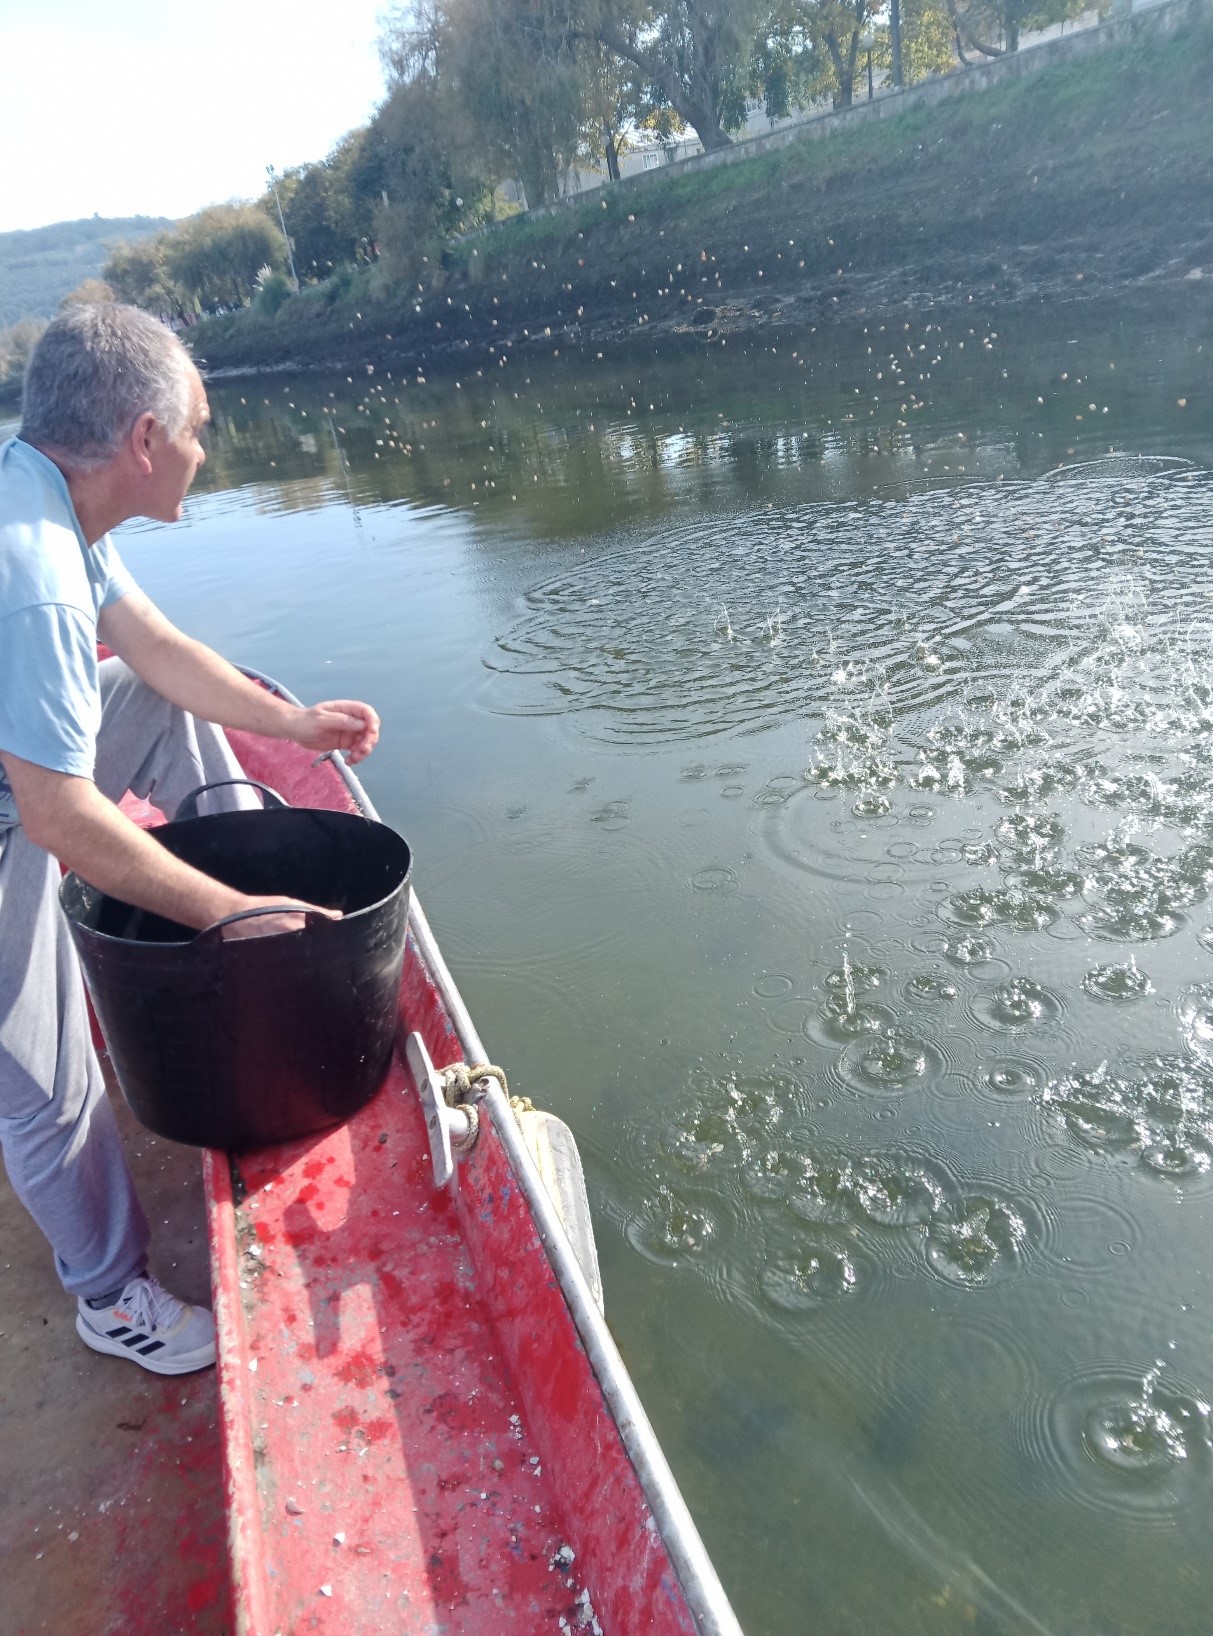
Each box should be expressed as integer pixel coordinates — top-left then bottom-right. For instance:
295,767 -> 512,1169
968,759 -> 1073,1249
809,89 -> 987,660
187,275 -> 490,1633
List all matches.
0,437 -> 136,832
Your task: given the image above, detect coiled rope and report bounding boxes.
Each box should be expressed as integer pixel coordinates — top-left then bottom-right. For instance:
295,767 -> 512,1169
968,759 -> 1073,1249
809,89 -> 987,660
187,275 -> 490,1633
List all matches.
438,1061 -> 535,1115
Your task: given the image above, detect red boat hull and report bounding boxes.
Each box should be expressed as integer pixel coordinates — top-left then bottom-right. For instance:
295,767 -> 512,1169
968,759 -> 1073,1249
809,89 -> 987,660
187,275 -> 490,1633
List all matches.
196,726 -> 740,1634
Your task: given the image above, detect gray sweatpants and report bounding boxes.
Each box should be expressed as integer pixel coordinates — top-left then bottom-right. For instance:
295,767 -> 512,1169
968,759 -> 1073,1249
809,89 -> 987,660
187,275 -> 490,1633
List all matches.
0,660 -> 258,1299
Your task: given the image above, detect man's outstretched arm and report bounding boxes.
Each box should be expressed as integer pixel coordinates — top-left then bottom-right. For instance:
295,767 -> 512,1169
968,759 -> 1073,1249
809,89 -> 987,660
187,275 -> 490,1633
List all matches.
98,591 -> 380,764
1,753 -> 328,938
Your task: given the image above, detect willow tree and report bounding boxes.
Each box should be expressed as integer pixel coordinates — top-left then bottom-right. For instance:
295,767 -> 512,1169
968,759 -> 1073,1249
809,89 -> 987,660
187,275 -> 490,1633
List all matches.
164,206 -> 285,311
359,75 -> 490,271
103,237 -> 185,319
381,0 -> 587,210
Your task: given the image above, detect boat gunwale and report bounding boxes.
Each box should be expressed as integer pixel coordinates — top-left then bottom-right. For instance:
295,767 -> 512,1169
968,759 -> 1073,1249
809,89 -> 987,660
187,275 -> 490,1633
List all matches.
202,1146 -> 273,1636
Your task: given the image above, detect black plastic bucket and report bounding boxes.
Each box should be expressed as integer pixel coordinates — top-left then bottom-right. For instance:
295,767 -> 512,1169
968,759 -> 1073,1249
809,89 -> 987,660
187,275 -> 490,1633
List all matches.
60,780 -> 412,1150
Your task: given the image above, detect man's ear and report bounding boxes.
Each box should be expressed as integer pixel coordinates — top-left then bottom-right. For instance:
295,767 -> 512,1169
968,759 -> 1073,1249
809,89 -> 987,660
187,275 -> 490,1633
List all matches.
127,410 -> 158,477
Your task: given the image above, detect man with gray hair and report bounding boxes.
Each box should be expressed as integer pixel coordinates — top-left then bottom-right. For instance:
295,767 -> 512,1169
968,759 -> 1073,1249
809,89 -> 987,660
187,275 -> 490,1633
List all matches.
0,302 -> 380,1373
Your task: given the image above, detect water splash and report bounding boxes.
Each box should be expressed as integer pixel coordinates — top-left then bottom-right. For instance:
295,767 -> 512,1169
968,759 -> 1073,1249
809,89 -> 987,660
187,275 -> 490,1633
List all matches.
1041,1056 -> 1213,1178
925,1195 -> 1030,1286
760,1247 -> 858,1310
1081,957 -> 1154,1003
1084,1361 -> 1203,1476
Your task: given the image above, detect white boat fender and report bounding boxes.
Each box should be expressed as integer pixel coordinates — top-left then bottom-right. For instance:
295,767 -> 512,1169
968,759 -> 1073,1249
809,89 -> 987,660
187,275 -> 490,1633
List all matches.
513,1105 -> 604,1315
404,1031 -> 603,1312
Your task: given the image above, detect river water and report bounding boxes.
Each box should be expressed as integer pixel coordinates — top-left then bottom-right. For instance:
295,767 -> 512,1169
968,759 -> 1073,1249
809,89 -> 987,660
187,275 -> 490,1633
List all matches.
28,293 -> 1213,1633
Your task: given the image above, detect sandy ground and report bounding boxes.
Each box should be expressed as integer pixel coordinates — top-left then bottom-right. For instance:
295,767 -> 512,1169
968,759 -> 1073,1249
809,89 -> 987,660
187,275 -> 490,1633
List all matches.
0,1069 -> 228,1636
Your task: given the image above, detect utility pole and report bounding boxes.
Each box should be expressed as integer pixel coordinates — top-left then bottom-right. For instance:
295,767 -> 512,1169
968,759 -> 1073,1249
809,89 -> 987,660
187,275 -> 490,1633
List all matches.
266,165 -> 300,291
860,29 -> 875,99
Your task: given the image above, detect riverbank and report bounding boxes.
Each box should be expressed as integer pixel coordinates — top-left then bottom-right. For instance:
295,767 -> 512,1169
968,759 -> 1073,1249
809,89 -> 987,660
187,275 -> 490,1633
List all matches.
185,7 -> 1212,386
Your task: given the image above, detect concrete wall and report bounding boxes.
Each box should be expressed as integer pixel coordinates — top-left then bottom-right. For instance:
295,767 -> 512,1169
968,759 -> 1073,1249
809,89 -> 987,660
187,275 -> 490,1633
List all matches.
524,0 -> 1210,224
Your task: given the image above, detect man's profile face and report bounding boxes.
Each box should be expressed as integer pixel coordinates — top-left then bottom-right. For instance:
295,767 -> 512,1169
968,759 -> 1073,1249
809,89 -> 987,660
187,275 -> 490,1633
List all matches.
145,368 -> 210,523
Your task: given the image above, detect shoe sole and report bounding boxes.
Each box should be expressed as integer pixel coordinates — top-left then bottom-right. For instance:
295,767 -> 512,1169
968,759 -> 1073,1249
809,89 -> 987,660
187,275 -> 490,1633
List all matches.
75,1312 -> 216,1376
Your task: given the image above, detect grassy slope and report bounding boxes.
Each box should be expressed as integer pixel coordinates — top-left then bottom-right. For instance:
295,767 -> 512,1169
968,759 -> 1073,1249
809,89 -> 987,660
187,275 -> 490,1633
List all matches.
192,14 -> 1213,374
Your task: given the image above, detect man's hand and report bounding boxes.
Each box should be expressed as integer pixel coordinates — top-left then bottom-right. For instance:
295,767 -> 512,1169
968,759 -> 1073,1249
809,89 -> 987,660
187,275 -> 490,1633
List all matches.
289,700 -> 380,765
216,896 -> 343,940
100,595 -> 381,764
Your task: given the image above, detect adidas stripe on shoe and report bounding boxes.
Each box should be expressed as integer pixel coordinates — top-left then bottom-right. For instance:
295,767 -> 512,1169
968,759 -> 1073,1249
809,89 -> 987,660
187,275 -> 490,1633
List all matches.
76,1274 -> 216,1375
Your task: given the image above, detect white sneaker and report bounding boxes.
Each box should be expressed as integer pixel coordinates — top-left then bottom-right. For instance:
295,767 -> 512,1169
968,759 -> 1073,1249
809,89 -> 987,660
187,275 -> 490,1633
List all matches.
76,1274 -> 216,1375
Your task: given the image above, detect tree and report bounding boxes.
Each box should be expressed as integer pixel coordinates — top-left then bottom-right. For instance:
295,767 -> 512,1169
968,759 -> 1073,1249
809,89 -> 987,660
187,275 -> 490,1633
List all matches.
58,278 -> 114,309
874,0 -> 955,82
583,43 -> 635,180
103,236 -> 187,319
754,0 -> 895,109
579,0 -> 763,151
274,130 -> 379,279
275,163 -> 343,279
384,0 -> 766,163
946,0 -> 1094,55
811,0 -> 876,106
163,206 -> 285,311
0,318 -> 46,393
752,0 -> 826,115
254,270 -> 294,316
381,0 -> 586,209
357,69 -> 490,276
890,0 -> 904,82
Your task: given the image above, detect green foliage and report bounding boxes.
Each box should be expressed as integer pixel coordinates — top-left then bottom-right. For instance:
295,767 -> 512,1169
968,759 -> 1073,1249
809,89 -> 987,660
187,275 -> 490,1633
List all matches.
254,270 -> 294,316
106,206 -> 285,316
752,2 -> 827,116
802,0 -> 879,106
578,43 -> 638,179
58,278 -> 115,309
357,73 -> 491,281
0,317 -> 46,396
275,165 -> 345,278
898,0 -> 959,80
274,129 -> 379,279
381,0 -> 585,211
457,0 -> 589,206
580,0 -> 770,148
319,263 -> 366,305
103,237 -> 182,315
380,0 -> 815,181
164,205 -> 285,311
871,0 -> 957,82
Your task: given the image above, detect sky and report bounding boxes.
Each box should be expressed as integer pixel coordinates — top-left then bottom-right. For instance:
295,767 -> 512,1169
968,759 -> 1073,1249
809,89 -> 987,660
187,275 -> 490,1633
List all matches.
0,0 -> 390,234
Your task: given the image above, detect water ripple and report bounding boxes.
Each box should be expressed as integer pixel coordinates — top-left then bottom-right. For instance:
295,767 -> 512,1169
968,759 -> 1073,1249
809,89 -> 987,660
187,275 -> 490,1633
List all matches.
924,1192 -> 1035,1287
1082,959 -> 1154,1003
483,462 -> 1213,747
833,1029 -> 947,1096
1041,1056 -> 1213,1181
1016,1362 -> 1213,1525
968,977 -> 1066,1032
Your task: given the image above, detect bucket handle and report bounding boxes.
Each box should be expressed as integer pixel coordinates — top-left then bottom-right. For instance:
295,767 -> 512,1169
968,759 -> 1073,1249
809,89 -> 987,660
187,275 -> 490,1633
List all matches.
174,779 -> 289,821
197,904 -> 331,943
